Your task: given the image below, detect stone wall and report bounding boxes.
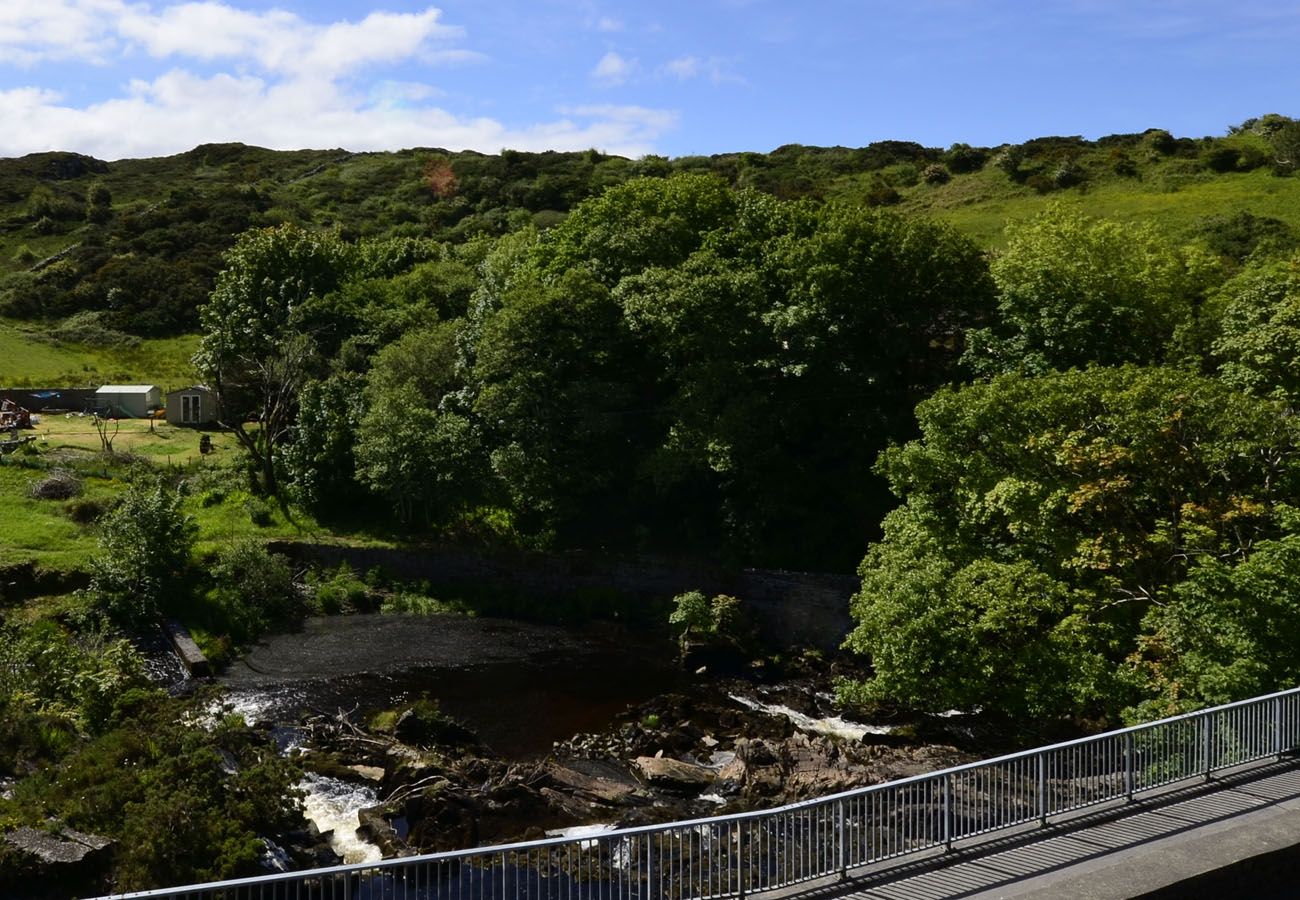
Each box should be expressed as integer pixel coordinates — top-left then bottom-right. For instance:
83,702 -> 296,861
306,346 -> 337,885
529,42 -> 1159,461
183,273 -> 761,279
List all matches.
268,541 -> 858,651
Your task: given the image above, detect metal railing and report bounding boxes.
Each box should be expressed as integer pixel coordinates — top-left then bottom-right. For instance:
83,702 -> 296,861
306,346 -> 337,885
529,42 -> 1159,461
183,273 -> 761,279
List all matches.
99,686 -> 1300,900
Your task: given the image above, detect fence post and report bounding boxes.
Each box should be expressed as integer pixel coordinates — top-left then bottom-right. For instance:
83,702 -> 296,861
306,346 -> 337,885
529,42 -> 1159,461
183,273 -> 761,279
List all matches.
1037,751 -> 1048,826
743,816 -> 754,900
647,832 -> 656,900
837,799 -> 847,879
943,774 -> 954,851
1276,695 -> 1286,761
1124,732 -> 1135,801
1203,714 -> 1214,781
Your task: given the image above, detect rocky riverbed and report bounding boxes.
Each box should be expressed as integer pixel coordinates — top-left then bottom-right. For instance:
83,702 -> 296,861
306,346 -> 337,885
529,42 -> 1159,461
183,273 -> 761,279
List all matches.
266,670 -> 977,863
199,613 -> 983,869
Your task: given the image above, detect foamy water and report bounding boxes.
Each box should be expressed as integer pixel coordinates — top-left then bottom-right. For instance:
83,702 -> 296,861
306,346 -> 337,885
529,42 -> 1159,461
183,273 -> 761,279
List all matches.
298,774 -> 383,864
728,694 -> 893,740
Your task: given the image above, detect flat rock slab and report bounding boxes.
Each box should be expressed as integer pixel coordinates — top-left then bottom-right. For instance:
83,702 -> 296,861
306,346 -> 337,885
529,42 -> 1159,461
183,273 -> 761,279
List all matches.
4,826 -> 112,865
632,756 -> 715,790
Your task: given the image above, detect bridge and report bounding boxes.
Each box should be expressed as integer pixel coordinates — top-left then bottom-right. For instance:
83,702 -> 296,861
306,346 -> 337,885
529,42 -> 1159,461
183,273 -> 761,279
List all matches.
99,687 -> 1300,900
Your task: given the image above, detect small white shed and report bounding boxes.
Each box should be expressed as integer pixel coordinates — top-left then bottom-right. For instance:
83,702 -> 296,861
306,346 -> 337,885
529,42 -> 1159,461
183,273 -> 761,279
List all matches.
95,384 -> 161,418
165,385 -> 218,426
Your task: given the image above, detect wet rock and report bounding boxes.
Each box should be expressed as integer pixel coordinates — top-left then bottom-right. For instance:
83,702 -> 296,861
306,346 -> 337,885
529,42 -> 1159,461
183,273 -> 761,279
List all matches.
631,756 -> 715,792
350,765 -> 385,783
357,807 -> 412,858
4,826 -> 111,866
546,760 -> 646,806
3,825 -> 113,896
281,824 -> 343,869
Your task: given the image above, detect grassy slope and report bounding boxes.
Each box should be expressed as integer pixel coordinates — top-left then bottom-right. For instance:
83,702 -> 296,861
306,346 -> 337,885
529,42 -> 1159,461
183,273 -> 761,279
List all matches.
895,166 -> 1300,248
0,319 -> 200,387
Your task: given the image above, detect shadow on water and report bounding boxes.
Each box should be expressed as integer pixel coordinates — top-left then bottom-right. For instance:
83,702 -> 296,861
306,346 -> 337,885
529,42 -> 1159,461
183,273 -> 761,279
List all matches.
218,613 -> 683,759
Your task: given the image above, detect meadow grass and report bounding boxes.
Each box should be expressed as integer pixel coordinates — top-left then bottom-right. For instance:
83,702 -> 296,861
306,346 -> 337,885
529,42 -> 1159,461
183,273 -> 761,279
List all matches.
912,167 -> 1300,248
0,318 -> 201,388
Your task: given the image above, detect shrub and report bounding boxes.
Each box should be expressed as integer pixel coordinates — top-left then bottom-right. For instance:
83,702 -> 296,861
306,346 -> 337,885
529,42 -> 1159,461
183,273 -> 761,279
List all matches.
945,143 -> 986,174
864,183 -> 901,207
1202,145 -> 1240,173
922,164 -> 951,185
66,497 -> 108,524
1195,212 -> 1297,263
205,540 -> 298,642
88,480 -> 196,626
1025,174 -> 1054,194
1051,158 -> 1085,188
307,563 -> 370,614
1109,150 -> 1138,177
994,145 -> 1025,180
668,590 -> 754,658
1144,129 -> 1176,155
243,497 -> 273,527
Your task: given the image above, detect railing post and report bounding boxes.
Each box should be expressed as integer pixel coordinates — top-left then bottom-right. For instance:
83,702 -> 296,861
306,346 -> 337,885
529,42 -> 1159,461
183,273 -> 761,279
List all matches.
836,799 -> 847,879
738,820 -> 747,900
1276,695 -> 1286,761
647,832 -> 656,900
1203,714 -> 1214,781
1124,732 -> 1135,801
1036,751 -> 1047,826
943,774 -> 954,851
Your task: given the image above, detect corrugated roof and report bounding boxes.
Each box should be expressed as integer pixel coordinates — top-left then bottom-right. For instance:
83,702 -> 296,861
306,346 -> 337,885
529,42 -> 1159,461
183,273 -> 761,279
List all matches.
95,385 -> 159,394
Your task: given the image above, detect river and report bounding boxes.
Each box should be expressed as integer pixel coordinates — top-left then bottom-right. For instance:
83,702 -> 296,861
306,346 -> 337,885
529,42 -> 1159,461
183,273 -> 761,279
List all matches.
218,613 -> 683,759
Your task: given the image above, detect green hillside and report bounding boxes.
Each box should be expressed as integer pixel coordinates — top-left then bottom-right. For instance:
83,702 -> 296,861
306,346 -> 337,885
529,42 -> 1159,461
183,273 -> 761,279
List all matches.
1,116 -> 1297,346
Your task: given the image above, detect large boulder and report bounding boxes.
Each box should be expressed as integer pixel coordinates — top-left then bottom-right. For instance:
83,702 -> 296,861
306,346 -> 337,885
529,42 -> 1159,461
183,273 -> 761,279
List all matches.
2,825 -> 113,898
631,756 -> 715,792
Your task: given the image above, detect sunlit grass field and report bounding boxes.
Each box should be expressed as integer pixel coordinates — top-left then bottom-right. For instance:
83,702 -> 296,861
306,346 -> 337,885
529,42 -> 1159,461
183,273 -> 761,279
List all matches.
0,318 -> 201,388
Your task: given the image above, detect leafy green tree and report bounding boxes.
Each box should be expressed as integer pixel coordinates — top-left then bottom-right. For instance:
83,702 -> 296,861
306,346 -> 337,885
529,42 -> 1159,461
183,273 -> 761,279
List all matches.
355,322 -> 486,524
89,480 -> 196,626
193,224 -> 351,496
843,366 -> 1300,721
535,173 -> 735,285
1270,120 -> 1300,173
964,205 -> 1218,376
472,268 -> 647,541
1212,255 -> 1300,405
283,372 -> 369,515
1132,529 -> 1300,716
463,183 -> 994,564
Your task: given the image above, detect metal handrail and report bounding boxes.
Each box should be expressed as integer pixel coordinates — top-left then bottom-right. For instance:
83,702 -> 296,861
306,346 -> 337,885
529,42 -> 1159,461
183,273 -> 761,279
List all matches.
98,685 -> 1300,899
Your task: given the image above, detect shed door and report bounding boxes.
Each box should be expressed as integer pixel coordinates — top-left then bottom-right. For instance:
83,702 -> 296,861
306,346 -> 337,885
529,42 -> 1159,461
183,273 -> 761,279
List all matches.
182,394 -> 200,423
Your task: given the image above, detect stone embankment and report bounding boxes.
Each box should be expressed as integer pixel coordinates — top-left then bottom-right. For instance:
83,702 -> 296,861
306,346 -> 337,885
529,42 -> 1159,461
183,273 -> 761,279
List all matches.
268,540 -> 858,652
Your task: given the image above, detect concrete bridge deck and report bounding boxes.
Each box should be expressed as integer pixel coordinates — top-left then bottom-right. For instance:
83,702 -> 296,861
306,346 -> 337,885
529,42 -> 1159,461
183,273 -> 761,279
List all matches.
782,759 -> 1300,900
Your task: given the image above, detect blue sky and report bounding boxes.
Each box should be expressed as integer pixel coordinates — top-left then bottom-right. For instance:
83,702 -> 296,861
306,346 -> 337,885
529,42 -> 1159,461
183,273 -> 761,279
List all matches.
1,1 -> 1297,160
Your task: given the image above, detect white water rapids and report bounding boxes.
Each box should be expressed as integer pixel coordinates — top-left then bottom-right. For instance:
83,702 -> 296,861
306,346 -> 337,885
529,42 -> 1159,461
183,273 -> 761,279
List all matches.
298,774 -> 383,864
728,693 -> 894,740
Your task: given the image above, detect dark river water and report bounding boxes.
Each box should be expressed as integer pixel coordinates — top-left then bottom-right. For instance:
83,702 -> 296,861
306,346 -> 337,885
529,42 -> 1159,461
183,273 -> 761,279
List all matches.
217,614 -> 682,759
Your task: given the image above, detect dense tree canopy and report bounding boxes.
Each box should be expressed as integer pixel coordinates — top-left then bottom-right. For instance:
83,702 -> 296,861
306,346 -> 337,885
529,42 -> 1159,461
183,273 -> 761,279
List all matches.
194,224 -> 351,495
843,366 -> 1300,722
964,206 -> 1219,376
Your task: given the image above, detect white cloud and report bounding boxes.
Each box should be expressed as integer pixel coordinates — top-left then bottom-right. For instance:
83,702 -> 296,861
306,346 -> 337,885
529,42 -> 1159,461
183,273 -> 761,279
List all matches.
591,50 -> 634,85
115,4 -> 465,79
0,3 -> 676,159
0,73 -> 677,159
594,16 -> 623,32
0,0 -> 125,65
663,56 -> 700,79
660,55 -> 744,85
